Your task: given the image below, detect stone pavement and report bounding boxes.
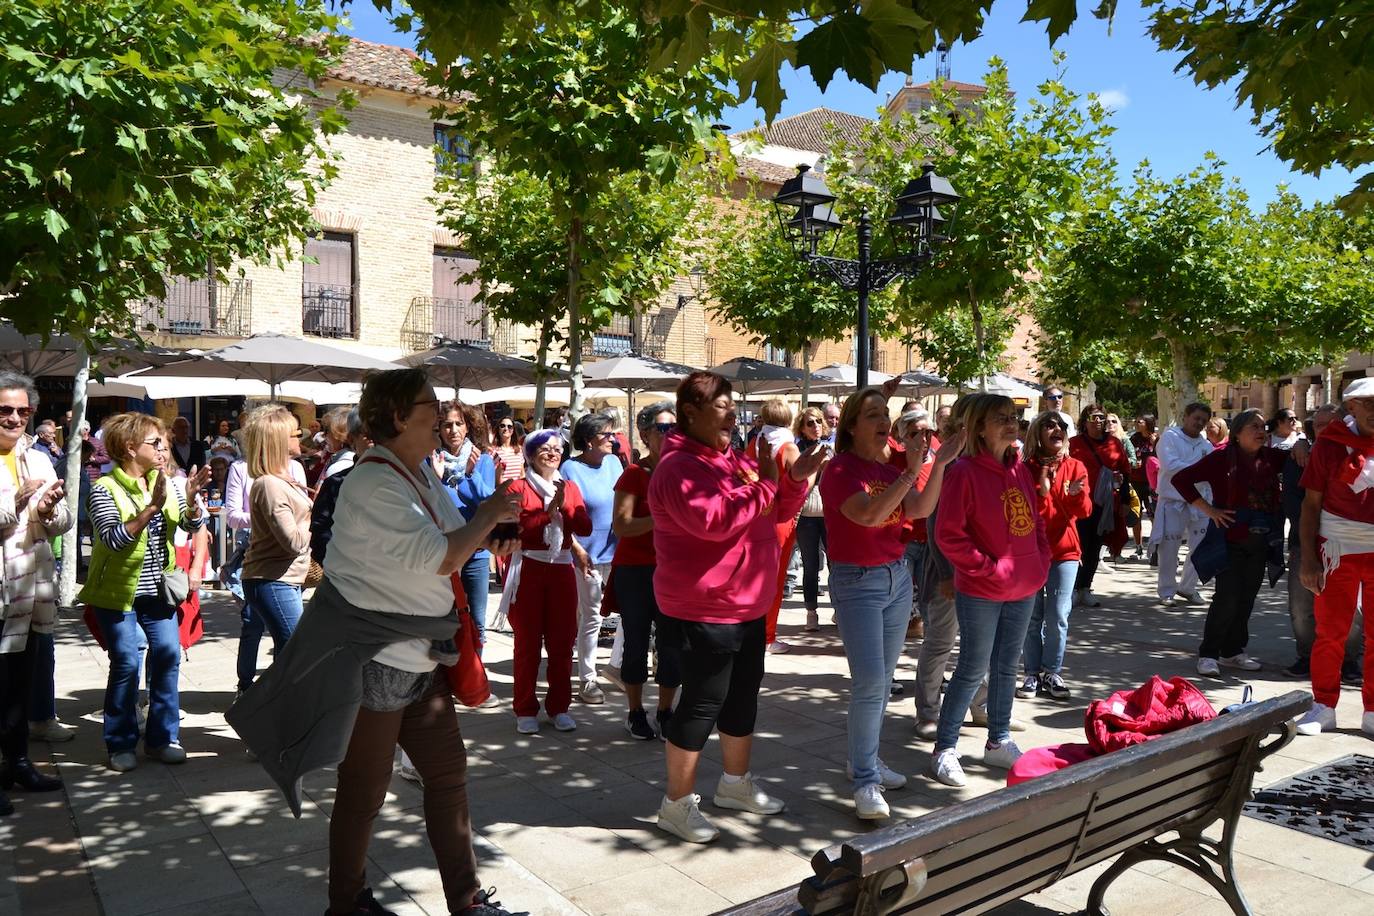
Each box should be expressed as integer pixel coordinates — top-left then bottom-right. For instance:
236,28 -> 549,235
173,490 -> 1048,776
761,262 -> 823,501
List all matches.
2,555 -> 1372,916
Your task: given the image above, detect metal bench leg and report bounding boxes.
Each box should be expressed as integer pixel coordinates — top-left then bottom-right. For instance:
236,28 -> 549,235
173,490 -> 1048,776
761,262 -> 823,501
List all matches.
1087,830 -> 1252,916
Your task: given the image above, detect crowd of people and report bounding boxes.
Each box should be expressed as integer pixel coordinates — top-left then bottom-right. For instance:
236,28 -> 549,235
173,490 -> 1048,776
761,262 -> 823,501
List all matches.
1,364 -> 1372,912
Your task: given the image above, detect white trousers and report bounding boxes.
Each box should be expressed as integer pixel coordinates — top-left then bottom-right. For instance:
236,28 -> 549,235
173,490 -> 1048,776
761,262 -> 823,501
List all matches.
574,562 -> 613,683
1154,499 -> 1208,599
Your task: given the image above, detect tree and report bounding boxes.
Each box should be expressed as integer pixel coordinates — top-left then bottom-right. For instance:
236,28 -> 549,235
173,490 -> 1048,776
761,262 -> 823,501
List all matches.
826,55 -> 1116,387
704,198 -> 857,393
435,162 -> 699,419
391,0 -> 744,417
1,0 -> 352,345
1035,157 -> 1327,421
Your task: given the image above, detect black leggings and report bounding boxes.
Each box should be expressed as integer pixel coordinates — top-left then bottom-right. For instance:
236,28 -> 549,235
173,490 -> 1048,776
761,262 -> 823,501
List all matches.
613,565 -> 681,688
660,615 -> 766,752
1075,503 -> 1107,591
0,639 -> 36,763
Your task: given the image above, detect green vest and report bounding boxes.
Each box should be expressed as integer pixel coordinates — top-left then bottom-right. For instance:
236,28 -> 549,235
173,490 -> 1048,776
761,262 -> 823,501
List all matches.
77,467 -> 181,613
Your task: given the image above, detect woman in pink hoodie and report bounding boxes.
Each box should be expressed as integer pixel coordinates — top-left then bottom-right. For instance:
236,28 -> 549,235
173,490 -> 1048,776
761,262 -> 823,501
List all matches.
931,393 -> 1050,788
647,371 -> 822,844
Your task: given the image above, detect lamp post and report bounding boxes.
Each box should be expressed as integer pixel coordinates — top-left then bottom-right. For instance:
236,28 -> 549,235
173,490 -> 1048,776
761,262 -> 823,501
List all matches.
772,163 -> 960,389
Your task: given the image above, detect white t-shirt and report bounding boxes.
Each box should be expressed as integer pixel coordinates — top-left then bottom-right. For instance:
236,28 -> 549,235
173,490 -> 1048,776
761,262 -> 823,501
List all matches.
325,444 -> 466,672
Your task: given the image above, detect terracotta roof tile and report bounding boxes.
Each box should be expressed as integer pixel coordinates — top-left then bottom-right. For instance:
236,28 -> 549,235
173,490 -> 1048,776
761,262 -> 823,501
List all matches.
732,107 -> 875,155
909,80 -> 987,93
734,156 -> 798,186
323,37 -> 443,99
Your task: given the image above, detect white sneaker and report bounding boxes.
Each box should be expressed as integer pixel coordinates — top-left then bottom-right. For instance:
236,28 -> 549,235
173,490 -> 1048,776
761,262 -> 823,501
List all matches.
29,718 -> 76,742
553,712 -> 577,732
397,763 -> 423,784
1296,703 -> 1336,736
983,739 -> 1023,769
147,742 -> 187,765
846,758 -> 907,790
1177,590 -> 1205,606
1362,711 -> 1374,737
853,784 -> 890,820
766,640 -> 791,654
516,716 -> 539,734
657,793 -> 719,843
713,773 -> 785,814
1219,653 -> 1262,671
107,751 -> 138,773
804,610 -> 820,632
1196,657 -> 1221,677
929,748 -> 966,787
579,680 -> 605,704
1015,674 -> 1041,699
478,693 -> 502,709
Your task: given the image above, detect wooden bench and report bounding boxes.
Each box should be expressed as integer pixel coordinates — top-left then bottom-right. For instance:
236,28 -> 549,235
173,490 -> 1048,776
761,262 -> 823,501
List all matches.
722,690 -> 1309,916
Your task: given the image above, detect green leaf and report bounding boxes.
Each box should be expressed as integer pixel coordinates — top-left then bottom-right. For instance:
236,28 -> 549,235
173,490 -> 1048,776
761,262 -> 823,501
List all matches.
735,37 -> 795,120
795,11 -> 883,91
41,208 -> 69,241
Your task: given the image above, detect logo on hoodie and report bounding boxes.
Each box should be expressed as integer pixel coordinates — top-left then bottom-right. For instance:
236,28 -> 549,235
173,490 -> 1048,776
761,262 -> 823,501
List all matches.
1002,487 -> 1034,537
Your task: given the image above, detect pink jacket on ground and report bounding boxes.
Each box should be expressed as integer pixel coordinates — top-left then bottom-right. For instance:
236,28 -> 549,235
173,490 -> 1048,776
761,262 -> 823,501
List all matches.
934,451 -> 1051,602
649,429 -> 808,625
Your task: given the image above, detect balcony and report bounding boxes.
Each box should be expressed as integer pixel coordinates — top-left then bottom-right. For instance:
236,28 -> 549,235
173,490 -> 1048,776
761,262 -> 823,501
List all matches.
302,282 -> 357,339
582,311 -> 676,360
141,277 -> 252,337
403,296 -> 522,354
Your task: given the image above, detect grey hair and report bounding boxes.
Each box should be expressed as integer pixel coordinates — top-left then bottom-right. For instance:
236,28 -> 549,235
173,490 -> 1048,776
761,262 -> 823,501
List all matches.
636,400 -> 675,434
1314,402 -> 1344,417
0,370 -> 38,408
602,406 -> 624,429
36,419 -> 56,431
895,408 -> 929,437
346,405 -> 366,438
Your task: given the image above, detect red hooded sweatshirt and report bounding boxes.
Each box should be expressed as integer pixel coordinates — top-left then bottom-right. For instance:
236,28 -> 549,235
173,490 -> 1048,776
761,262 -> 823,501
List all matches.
1025,455 -> 1093,562
649,429 -> 808,625
935,450 -> 1051,601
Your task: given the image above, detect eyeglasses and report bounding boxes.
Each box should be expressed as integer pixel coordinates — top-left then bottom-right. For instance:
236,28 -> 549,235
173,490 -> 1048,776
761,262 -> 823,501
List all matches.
592,430 -> 613,439
412,398 -> 441,411
0,405 -> 34,420
143,437 -> 167,450
536,446 -> 563,456
652,422 -> 674,435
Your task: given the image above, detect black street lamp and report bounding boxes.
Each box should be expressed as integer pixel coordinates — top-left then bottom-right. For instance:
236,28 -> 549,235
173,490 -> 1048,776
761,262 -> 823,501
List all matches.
772,163 -> 960,388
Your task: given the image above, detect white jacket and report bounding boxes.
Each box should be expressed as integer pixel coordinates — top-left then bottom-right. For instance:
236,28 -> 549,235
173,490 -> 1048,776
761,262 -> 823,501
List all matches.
1156,425 -> 1214,504
1,440 -> 75,653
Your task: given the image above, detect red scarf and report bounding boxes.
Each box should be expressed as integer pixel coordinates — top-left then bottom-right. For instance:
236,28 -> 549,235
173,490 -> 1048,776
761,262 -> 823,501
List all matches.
1317,419 -> 1374,487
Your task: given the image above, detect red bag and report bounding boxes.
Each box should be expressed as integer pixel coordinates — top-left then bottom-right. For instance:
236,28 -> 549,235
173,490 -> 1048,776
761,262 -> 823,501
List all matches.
82,542 -> 203,651
1085,675 -> 1216,755
358,455 -> 490,708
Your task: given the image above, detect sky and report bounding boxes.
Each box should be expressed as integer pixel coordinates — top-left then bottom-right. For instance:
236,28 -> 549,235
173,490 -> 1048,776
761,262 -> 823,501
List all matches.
339,3 -> 1352,207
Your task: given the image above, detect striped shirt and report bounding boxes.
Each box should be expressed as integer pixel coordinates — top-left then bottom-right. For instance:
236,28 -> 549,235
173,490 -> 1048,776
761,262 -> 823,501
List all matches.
88,481 -> 203,598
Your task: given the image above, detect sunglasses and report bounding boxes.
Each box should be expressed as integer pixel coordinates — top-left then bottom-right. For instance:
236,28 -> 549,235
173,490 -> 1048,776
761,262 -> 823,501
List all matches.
1045,394 -> 1064,401
804,418 -> 825,427
652,422 -> 674,435
143,437 -> 167,449
0,405 -> 34,420
1089,414 -> 1107,422
498,422 -> 514,429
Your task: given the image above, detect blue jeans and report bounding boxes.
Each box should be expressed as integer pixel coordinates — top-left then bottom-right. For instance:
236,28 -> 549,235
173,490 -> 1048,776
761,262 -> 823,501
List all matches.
904,540 -> 927,620
95,597 -> 181,752
936,591 -> 1036,750
460,553 -> 491,645
1024,560 -> 1079,675
830,560 -> 912,789
28,631 -> 56,723
238,579 -> 303,691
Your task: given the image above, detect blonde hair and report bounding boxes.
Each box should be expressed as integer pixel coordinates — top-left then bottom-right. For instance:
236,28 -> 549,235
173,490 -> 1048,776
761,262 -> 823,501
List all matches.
759,397 -> 793,428
956,393 -> 1016,459
102,412 -> 164,469
793,406 -> 826,438
1022,410 -> 1070,462
243,403 -> 295,479
1206,417 -> 1229,441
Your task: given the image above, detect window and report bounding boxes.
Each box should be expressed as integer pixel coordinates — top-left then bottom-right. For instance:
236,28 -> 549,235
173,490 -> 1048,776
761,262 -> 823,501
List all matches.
1240,396 -> 1250,410
431,248 -> 485,343
434,123 -> 471,172
303,231 -> 356,338
764,343 -> 791,367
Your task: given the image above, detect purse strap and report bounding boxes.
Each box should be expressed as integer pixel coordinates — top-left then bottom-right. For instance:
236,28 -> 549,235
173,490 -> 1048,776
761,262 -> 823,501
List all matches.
359,454 -> 468,611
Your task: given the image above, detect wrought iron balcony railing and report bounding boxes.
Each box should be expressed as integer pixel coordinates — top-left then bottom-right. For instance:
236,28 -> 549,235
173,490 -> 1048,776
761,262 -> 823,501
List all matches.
403,296 -> 523,354
141,277 -> 252,337
302,282 -> 357,339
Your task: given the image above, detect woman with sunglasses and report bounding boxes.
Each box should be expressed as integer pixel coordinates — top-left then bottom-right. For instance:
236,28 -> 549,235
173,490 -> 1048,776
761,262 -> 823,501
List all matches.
609,402 -> 680,740
81,413 -> 210,772
793,407 -> 830,632
491,416 -> 525,484
1068,404 -> 1131,608
433,403 -> 497,645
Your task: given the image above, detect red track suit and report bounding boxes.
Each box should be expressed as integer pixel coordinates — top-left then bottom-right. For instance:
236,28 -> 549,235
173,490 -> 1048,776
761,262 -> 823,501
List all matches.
505,477 -> 593,718
1300,423 -> 1374,711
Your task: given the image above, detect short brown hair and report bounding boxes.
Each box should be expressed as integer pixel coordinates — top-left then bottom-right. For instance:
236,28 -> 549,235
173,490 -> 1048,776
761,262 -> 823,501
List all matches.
360,368 -> 430,444
102,412 -> 164,468
676,371 -> 733,424
835,387 -> 888,454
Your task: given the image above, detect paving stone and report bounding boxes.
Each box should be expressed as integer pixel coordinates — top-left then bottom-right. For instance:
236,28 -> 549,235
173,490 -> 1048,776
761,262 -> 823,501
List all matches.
563,863 -> 731,916
86,833 -> 248,916
481,825 -> 660,893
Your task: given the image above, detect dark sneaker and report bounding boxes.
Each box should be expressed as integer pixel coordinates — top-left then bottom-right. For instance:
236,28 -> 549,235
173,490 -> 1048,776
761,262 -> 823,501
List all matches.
1015,674 -> 1040,699
1282,658 -> 1310,679
626,708 -> 657,741
321,887 -> 398,916
1043,672 -> 1071,700
889,680 -> 904,697
1342,668 -> 1364,687
655,707 -> 674,742
464,886 -> 529,915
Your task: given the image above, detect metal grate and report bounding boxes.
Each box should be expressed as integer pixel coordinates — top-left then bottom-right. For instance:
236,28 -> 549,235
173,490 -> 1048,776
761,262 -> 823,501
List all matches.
302,282 -> 356,338
142,277 -> 252,337
1242,753 -> 1374,850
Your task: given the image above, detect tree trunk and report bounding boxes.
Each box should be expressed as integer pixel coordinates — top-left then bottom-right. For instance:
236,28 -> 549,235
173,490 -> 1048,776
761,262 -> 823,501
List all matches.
1324,349 -> 1343,404
801,346 -> 811,406
532,315 -> 553,424
972,297 -> 987,392
1166,339 -> 1199,424
566,215 -> 586,421
58,353 -> 90,608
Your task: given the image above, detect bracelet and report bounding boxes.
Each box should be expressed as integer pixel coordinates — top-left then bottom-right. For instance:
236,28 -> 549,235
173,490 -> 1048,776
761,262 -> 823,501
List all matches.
898,470 -> 918,487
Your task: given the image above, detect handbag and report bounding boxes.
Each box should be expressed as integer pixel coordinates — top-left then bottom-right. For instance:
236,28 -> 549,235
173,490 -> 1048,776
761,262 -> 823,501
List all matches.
161,567 -> 190,606
357,455 -> 491,707
304,558 -> 325,588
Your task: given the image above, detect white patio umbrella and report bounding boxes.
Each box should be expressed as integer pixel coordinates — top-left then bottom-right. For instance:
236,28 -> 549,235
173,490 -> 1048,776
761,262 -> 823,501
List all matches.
582,354 -> 699,448
400,342 -> 567,391
978,373 -> 1044,401
708,356 -> 816,403
753,362 -> 892,396
130,333 -> 399,397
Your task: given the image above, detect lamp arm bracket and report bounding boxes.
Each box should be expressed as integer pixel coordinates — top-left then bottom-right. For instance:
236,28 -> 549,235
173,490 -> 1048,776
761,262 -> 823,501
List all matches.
805,254 -> 930,292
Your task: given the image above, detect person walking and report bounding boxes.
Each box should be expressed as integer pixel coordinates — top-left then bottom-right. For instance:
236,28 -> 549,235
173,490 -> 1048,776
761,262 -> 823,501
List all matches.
0,373 -> 73,813
930,394 -> 1050,787
80,413 -> 209,772
650,372 -> 821,843
500,430 -> 592,734
823,387 -> 959,819
240,405 -> 313,686
1018,411 -> 1092,701
1296,381 -> 1374,737
610,401 -> 681,740
1152,403 -> 1215,606
1170,408 -> 1286,677
1068,405 -> 1130,607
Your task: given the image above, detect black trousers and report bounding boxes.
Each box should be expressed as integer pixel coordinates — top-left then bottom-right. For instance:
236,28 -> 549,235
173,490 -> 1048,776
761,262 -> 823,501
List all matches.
1074,503 -> 1108,591
660,615 -> 766,752
0,640 -> 37,763
1200,533 -> 1268,659
613,564 -> 681,688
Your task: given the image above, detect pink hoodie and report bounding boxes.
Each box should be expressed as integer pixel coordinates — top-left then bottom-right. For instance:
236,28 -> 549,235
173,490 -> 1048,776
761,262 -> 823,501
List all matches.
649,429 -> 807,624
935,451 -> 1051,602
